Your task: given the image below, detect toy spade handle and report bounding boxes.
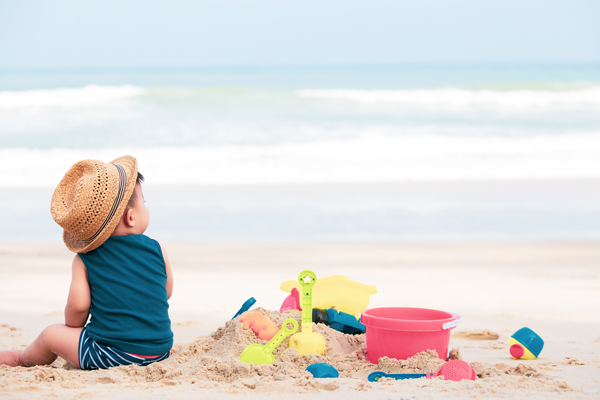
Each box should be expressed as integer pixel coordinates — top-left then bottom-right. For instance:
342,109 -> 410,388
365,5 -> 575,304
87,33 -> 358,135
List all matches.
263,318 -> 298,354
298,270 -> 317,333
232,297 -> 257,320
367,372 -> 387,382
368,371 -> 428,382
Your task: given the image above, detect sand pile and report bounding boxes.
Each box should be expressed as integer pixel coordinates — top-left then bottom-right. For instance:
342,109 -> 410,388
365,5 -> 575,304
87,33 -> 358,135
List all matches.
0,309 -> 574,395
132,307 -> 447,384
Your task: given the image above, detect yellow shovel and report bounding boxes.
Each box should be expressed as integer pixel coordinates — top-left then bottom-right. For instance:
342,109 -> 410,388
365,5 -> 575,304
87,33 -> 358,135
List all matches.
289,270 -> 327,355
239,318 -> 298,365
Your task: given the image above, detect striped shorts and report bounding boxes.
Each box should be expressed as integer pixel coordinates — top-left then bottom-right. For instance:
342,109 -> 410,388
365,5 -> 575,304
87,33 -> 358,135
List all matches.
78,328 -> 169,370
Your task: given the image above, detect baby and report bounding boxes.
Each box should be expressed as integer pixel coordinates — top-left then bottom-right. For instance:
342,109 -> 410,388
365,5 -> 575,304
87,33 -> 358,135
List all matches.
0,155 -> 173,369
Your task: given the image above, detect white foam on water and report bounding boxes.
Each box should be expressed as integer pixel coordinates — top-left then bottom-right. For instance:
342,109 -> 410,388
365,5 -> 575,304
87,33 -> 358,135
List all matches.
0,85 -> 146,110
2,132 -> 600,187
297,87 -> 600,109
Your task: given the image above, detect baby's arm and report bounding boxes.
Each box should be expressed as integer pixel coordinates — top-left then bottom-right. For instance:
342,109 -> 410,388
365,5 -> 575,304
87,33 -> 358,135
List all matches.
160,245 -> 174,299
64,255 -> 91,327
1,256 -> 89,367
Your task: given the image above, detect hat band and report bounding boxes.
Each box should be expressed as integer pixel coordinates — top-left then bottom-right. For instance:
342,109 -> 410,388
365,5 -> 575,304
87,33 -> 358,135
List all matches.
81,163 -> 127,243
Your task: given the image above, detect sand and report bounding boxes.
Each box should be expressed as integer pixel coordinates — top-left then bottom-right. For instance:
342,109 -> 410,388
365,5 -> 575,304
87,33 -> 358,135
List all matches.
1,241 -> 599,399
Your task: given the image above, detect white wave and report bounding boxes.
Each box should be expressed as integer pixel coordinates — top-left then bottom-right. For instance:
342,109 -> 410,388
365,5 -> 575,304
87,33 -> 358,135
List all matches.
0,85 -> 146,110
2,132 -> 600,187
297,87 -> 600,109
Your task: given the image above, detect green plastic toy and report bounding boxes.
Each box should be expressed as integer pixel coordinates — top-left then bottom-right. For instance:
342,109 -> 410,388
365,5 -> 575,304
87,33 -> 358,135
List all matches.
239,318 -> 298,365
289,270 -> 327,355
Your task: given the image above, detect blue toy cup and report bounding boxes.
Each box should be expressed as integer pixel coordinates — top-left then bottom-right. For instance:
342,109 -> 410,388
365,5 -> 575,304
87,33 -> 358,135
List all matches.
509,327 -> 544,360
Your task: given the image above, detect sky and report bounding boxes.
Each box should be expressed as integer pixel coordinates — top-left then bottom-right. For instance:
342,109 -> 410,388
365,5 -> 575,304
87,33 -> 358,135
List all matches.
1,0 -> 600,69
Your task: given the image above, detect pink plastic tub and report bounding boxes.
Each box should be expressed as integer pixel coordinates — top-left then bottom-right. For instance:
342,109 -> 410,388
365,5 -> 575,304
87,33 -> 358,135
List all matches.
361,307 -> 461,364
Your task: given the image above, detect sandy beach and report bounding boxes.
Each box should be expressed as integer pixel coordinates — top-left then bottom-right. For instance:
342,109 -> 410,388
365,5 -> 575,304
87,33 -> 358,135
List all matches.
1,240 -> 599,399
2,2 -> 599,398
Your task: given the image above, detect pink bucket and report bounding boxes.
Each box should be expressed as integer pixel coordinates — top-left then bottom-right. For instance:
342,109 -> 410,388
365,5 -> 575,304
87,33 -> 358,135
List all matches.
361,307 -> 461,364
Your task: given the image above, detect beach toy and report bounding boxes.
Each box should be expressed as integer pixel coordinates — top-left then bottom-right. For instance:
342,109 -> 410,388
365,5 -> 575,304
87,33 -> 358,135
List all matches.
281,275 -> 377,319
232,297 -> 257,319
368,360 -> 476,382
279,287 -> 301,312
239,318 -> 298,365
312,308 -> 328,324
326,308 -> 365,334
361,307 -> 461,363
312,308 -> 365,335
306,363 -> 339,378
509,327 -> 544,360
239,311 -> 280,341
289,270 -> 327,356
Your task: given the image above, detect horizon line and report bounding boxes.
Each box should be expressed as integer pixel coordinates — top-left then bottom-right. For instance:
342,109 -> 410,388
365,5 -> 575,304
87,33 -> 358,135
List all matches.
2,61 -> 600,73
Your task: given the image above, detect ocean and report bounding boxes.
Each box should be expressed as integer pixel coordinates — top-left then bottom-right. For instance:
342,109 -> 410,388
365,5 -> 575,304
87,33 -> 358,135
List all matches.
1,64 -> 599,241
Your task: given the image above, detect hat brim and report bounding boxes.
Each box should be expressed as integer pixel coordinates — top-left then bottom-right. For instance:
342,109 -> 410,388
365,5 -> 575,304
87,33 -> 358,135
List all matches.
62,155 -> 138,254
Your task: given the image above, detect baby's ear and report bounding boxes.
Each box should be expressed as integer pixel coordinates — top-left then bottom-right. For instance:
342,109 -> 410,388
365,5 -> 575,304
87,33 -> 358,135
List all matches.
124,208 -> 136,227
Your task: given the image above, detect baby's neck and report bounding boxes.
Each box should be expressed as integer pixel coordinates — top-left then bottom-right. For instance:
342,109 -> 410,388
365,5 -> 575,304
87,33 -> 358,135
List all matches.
111,224 -> 146,237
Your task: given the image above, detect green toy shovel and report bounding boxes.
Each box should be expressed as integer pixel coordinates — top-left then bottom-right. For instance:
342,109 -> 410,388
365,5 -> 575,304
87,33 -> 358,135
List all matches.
239,318 -> 298,365
289,270 -> 327,355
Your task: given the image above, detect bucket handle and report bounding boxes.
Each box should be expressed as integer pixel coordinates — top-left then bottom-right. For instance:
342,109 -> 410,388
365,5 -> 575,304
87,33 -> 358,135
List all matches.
442,314 -> 461,330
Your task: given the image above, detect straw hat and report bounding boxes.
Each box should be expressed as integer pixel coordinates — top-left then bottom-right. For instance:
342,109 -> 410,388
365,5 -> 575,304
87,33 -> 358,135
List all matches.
51,155 -> 138,253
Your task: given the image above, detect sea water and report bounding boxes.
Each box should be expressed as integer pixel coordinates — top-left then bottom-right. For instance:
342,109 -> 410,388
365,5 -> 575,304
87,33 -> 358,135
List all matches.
1,64 -> 599,241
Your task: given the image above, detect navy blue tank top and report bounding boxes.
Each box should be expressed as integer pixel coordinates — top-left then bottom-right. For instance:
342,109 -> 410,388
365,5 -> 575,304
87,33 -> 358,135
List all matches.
79,234 -> 173,355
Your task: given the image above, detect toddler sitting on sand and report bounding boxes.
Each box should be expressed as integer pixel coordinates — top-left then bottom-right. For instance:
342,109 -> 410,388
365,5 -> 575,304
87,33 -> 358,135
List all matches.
0,155 -> 173,369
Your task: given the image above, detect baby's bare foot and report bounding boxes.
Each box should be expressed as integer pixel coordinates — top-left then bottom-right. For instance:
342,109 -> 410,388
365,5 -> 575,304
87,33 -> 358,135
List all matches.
0,350 -> 23,367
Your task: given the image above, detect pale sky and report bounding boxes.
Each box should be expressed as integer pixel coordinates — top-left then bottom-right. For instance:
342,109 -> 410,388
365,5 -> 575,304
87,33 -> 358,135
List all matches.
1,0 -> 599,69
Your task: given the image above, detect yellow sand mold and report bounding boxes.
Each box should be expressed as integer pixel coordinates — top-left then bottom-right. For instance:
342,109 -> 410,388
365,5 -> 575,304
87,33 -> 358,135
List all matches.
280,275 -> 377,319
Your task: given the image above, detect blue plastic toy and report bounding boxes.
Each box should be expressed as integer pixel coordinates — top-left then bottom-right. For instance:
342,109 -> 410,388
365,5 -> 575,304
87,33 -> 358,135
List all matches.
368,360 -> 476,382
306,363 -> 339,378
312,308 -> 365,334
509,327 -> 544,360
232,297 -> 257,319
368,371 -> 425,381
326,309 -> 365,334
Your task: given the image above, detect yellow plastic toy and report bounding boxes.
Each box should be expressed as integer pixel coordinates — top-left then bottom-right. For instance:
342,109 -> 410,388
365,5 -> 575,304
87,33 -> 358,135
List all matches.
280,275 -> 377,319
509,327 -> 544,360
239,318 -> 298,365
289,270 -> 326,356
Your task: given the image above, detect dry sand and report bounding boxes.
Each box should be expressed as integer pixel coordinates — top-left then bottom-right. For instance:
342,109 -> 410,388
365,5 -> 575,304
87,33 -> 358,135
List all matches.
1,241 -> 599,399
